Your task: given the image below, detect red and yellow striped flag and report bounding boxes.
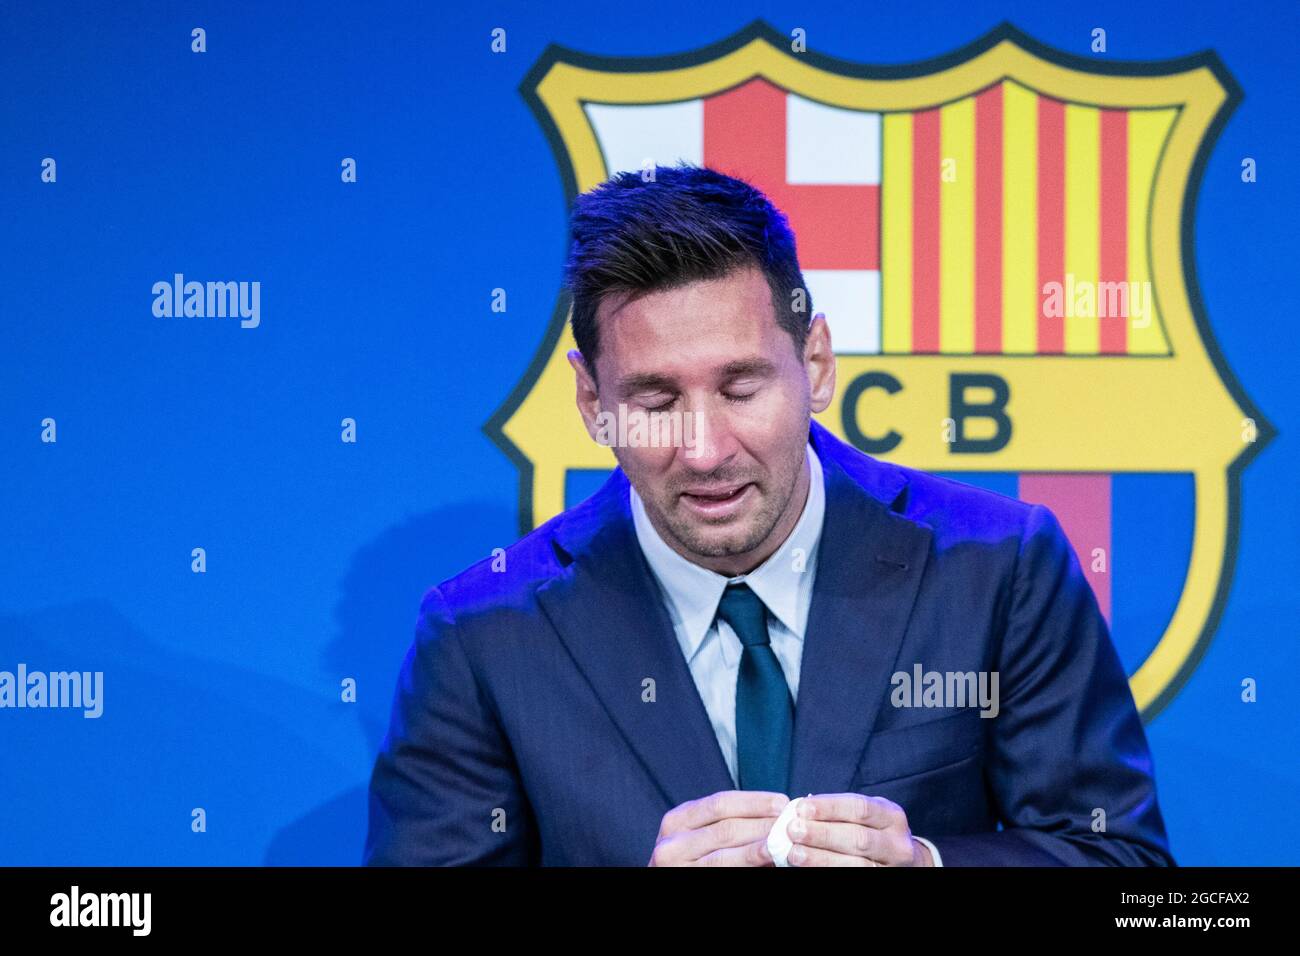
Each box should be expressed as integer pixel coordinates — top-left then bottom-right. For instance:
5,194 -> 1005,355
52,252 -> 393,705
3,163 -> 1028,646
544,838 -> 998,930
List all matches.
881,82 -> 1175,356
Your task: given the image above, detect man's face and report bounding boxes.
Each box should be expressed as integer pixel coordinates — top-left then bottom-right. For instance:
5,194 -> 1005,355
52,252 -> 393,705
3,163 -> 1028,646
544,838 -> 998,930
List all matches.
568,263 -> 836,575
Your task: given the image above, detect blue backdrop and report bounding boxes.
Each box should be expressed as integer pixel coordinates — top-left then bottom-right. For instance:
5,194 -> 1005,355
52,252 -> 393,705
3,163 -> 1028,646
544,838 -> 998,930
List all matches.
1,0 -> 1295,865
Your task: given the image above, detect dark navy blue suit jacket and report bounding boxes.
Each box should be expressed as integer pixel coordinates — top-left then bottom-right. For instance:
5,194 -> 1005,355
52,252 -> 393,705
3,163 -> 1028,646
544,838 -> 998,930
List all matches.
364,420 -> 1174,866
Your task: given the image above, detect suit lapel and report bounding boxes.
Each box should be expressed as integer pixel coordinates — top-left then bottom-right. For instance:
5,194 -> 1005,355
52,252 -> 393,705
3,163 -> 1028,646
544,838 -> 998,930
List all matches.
535,471 -> 735,808
787,423 -> 934,796
534,422 -> 934,805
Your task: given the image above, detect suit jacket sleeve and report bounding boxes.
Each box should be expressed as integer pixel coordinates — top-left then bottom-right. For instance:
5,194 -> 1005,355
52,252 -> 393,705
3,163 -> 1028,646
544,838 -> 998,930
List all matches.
363,585 -> 537,865
929,503 -> 1175,866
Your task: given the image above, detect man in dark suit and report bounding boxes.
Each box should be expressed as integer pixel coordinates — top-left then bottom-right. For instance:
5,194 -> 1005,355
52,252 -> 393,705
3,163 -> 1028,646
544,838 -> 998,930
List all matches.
364,163 -> 1173,866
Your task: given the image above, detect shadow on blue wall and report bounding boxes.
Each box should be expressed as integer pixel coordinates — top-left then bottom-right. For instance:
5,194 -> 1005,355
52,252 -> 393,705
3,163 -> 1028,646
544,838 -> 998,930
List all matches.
264,500 -> 515,865
0,501 -> 513,865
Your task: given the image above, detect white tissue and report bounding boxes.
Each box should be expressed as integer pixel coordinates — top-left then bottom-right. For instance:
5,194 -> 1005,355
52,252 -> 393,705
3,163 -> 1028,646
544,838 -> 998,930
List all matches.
767,796 -> 809,867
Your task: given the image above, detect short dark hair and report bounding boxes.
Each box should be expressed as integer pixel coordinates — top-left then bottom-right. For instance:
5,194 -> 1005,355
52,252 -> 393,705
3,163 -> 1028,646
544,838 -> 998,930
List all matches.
562,162 -> 813,379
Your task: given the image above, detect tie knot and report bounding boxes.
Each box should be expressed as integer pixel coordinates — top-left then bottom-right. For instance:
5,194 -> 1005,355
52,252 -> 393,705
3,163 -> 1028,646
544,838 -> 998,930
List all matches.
715,583 -> 770,647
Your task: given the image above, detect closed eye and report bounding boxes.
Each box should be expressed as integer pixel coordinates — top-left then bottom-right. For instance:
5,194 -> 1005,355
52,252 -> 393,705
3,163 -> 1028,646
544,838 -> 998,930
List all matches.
723,381 -> 760,405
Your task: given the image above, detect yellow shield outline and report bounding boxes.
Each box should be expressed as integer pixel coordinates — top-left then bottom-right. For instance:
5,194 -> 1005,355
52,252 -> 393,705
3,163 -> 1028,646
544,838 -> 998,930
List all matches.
487,21 -> 1275,719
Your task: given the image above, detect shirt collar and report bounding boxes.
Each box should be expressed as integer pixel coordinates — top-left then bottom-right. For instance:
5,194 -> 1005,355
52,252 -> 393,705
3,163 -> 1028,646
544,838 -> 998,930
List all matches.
630,443 -> 826,663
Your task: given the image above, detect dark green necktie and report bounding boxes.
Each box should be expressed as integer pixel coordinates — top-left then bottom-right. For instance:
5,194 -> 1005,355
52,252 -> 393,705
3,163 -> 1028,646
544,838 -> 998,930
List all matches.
714,583 -> 793,792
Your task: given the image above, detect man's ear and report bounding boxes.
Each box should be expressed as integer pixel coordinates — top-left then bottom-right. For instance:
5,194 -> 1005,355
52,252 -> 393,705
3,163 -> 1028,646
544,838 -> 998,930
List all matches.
804,312 -> 836,414
567,349 -> 603,441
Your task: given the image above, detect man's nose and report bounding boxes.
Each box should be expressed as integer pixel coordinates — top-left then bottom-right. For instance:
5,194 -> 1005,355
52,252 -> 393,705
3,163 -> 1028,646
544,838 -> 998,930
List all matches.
678,406 -> 737,472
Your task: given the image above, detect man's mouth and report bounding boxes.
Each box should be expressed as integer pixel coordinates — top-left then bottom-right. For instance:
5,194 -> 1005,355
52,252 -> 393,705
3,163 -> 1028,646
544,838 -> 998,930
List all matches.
678,482 -> 755,519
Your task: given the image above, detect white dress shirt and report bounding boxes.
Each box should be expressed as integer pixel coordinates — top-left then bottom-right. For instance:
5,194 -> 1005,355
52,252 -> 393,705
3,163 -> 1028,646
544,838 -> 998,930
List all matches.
629,442 -> 944,866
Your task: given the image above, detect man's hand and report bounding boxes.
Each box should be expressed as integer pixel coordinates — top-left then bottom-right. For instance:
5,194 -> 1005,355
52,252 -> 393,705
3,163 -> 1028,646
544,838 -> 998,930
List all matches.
648,790 -> 789,866
786,793 -> 932,866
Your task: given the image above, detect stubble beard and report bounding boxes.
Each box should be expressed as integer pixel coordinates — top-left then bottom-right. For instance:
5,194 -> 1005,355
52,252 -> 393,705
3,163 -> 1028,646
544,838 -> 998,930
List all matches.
635,438 -> 807,561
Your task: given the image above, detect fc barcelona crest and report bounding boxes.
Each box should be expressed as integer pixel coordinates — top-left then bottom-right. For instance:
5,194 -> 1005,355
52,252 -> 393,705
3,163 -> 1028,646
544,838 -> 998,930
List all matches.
487,22 -> 1274,719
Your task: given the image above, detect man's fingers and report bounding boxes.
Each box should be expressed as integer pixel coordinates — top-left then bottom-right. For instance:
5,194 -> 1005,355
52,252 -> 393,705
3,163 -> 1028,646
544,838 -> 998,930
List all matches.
662,790 -> 789,837
801,792 -> 902,829
651,821 -> 777,867
792,818 -> 885,859
695,836 -> 775,867
788,844 -> 876,867
671,815 -> 777,863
